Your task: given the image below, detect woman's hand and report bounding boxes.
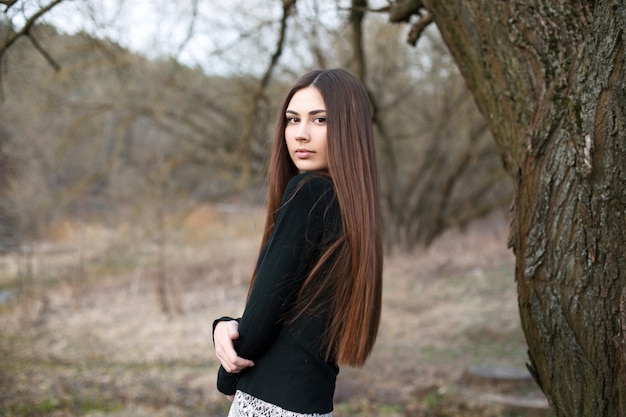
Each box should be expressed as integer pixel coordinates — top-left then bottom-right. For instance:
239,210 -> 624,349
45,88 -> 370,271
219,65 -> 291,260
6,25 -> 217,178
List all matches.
214,320 -> 255,373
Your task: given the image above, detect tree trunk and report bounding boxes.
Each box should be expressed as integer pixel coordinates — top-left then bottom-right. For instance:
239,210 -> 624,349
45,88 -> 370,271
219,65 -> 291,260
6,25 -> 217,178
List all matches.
420,1 -> 626,415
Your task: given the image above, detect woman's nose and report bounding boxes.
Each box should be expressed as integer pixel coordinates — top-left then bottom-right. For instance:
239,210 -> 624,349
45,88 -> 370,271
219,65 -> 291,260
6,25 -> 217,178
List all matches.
295,124 -> 310,142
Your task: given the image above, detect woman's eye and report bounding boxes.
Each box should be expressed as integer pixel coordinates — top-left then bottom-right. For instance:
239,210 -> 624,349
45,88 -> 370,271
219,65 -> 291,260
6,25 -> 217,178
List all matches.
286,116 -> 299,123
314,117 -> 327,124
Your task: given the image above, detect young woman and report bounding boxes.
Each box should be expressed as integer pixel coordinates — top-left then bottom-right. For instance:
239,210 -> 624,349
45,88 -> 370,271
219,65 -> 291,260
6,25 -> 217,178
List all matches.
212,68 -> 383,417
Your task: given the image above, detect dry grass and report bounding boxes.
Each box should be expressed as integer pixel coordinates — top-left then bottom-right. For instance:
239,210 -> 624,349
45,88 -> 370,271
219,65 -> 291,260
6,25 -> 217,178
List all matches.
0,206 -> 550,416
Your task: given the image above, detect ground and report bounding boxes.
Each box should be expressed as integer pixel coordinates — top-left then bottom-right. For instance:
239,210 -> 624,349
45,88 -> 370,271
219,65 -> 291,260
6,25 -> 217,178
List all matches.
0,205 -> 551,416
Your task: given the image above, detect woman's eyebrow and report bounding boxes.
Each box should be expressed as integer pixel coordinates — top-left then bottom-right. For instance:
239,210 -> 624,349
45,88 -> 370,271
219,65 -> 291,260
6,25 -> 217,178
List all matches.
286,109 -> 327,115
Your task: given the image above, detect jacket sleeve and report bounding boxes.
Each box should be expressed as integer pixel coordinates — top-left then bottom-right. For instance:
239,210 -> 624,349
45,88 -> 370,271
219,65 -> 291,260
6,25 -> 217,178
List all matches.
213,317 -> 242,395
217,365 -> 240,395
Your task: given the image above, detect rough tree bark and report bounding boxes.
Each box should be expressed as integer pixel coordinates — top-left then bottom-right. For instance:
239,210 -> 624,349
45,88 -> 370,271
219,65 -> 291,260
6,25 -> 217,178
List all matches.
392,1 -> 626,415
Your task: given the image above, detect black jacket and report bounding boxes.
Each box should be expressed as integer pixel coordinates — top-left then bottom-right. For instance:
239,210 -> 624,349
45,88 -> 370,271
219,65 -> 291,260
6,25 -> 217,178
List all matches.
215,172 -> 343,414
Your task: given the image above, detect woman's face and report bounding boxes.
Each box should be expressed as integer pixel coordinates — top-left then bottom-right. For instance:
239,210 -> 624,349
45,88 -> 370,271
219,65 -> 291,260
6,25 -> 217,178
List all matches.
285,86 -> 329,173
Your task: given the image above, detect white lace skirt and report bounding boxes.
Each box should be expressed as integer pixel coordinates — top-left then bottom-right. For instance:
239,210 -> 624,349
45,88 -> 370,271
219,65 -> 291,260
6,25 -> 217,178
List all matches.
228,390 -> 332,417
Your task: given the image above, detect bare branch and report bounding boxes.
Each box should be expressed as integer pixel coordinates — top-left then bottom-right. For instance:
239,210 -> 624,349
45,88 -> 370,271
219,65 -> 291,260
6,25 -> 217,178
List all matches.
26,31 -> 60,71
1,0 -> 18,11
344,2 -> 389,14
259,0 -> 296,90
407,11 -> 433,46
172,0 -> 198,60
384,0 -> 432,47
237,0 -> 297,186
388,0 -> 424,23
0,0 -> 65,64
349,0 -> 367,81
1,0 -> 64,49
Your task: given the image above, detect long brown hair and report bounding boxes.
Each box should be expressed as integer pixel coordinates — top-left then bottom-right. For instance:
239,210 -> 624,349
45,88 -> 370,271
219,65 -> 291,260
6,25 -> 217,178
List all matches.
250,69 -> 383,367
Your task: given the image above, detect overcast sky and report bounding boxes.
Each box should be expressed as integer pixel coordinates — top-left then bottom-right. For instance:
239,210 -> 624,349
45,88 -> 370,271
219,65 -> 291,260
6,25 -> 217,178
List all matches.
11,0 -> 367,76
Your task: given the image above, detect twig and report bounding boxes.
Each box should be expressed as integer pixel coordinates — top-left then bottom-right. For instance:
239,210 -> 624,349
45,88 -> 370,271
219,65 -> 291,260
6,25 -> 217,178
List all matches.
0,0 -> 65,61
388,0 -> 424,23
407,11 -> 434,46
27,31 -> 60,71
1,0 -> 18,13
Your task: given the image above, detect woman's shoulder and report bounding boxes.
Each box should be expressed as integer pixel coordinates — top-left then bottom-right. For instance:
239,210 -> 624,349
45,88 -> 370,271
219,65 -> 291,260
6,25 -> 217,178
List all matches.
288,171 -> 332,185
286,172 -> 334,196
281,173 -> 336,212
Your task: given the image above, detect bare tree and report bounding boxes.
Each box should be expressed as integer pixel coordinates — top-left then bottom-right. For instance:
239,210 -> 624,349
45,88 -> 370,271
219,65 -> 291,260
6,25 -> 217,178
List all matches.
388,1 -> 626,415
348,7 -> 511,250
236,0 -> 297,187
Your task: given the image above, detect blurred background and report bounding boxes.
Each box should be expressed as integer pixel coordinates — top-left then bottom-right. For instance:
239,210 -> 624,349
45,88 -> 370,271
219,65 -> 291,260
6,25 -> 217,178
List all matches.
0,1 -> 547,416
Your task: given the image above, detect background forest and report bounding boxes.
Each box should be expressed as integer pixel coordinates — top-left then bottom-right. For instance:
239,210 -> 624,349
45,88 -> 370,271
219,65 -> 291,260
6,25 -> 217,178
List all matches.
0,1 -> 511,256
0,1 -> 548,416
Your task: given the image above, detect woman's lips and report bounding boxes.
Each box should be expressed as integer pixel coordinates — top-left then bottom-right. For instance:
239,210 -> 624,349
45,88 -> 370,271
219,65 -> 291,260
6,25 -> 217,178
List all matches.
296,149 -> 314,158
